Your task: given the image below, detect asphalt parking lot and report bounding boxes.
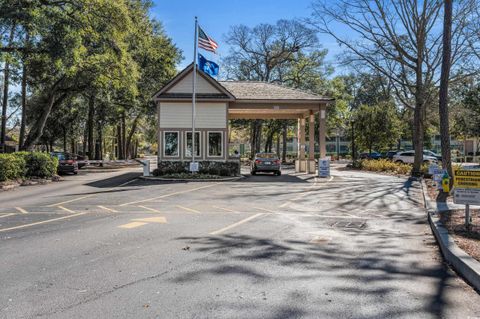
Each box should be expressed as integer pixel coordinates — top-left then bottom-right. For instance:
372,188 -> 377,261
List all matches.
1,166 -> 480,318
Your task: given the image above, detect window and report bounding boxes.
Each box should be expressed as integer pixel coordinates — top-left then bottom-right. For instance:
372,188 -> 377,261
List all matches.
164,132 -> 179,157
185,132 -> 200,157
208,132 -> 223,157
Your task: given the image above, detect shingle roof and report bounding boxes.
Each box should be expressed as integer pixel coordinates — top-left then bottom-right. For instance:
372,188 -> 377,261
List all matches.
218,81 -> 333,102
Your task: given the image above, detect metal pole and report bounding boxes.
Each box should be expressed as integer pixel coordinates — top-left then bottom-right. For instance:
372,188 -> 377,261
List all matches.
351,121 -> 356,161
465,203 -> 471,231
191,17 -> 198,171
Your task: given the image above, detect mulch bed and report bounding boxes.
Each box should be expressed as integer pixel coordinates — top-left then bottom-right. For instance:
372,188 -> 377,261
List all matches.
439,209 -> 480,262
426,179 -> 480,262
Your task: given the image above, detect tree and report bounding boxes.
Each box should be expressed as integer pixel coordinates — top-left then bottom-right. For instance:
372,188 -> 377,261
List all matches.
438,0 -> 453,178
310,0 -> 476,175
223,19 -> 327,158
353,102 -> 403,154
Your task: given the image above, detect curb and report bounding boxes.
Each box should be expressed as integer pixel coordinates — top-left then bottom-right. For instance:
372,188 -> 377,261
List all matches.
139,175 -> 245,182
421,180 -> 480,291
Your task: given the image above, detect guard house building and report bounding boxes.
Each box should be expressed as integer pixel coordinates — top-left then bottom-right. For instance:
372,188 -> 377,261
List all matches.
152,64 -> 334,174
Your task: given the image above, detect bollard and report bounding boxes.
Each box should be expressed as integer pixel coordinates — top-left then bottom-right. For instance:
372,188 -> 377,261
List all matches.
441,171 -> 450,193
142,160 -> 151,177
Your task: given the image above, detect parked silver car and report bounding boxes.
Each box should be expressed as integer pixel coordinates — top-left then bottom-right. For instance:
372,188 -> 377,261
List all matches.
393,150 -> 438,164
251,153 -> 281,176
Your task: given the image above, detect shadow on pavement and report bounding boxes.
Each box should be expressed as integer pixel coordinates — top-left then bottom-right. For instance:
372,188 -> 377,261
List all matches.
84,172 -> 141,188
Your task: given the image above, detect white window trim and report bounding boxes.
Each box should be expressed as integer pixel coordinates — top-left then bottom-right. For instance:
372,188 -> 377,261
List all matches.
184,131 -> 201,158
163,131 -> 180,158
207,131 -> 224,158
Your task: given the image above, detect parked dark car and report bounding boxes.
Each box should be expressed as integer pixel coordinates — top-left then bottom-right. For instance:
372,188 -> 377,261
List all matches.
51,152 -> 78,175
382,150 -> 399,160
359,152 -> 382,160
74,154 -> 88,169
251,153 -> 281,176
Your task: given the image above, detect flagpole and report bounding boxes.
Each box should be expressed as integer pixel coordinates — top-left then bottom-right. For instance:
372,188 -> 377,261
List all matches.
191,16 -> 198,172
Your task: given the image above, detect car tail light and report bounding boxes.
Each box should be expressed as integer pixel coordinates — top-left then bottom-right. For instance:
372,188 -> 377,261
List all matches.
274,160 -> 280,164
67,160 -> 74,164
255,160 -> 261,164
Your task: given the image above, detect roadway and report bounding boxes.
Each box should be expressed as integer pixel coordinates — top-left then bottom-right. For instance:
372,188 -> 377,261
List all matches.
0,166 -> 479,318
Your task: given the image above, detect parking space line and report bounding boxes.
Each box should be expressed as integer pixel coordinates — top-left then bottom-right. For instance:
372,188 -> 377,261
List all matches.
212,206 -> 237,213
119,183 -> 221,206
254,207 -> 277,214
97,205 -> 119,213
48,195 -> 93,207
0,212 -> 87,233
176,205 -> 201,214
57,206 -> 77,214
137,205 -> 161,213
118,221 -> 147,229
210,213 -> 265,235
15,207 -> 28,214
0,213 -> 16,219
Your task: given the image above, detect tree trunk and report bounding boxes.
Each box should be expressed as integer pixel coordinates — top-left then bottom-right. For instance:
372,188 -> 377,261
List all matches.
413,32 -> 426,175
19,30 -> 30,150
63,126 -> 67,152
1,25 -> 15,148
121,113 -> 126,159
276,133 -> 280,157
23,90 -> 66,150
95,123 -> 103,161
439,0 -> 453,178
126,114 -> 140,159
282,122 -> 287,162
87,95 -> 95,158
70,135 -> 75,154
117,124 -> 123,160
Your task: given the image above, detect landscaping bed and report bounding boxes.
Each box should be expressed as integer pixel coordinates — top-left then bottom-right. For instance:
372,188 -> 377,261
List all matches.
0,152 -> 60,191
438,209 -> 480,262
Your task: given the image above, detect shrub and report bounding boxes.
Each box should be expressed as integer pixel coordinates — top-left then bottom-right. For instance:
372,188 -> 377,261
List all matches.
0,153 -> 26,182
360,159 -> 412,175
155,160 -> 239,177
22,152 -> 58,178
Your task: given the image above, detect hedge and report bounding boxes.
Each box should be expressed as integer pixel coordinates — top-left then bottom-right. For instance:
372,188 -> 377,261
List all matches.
0,152 -> 58,182
154,160 -> 240,177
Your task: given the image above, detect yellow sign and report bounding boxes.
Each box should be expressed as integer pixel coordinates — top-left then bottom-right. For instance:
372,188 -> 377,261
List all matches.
453,169 -> 480,189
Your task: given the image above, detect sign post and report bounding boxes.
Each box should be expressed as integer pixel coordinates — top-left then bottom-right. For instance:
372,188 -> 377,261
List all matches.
453,167 -> 480,230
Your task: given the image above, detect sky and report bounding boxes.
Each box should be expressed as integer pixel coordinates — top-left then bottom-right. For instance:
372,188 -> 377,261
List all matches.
151,0 -> 344,73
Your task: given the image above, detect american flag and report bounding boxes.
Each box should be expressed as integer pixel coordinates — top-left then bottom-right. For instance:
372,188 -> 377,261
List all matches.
198,26 -> 218,53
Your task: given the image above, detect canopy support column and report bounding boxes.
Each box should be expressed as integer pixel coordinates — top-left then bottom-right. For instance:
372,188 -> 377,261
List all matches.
318,104 -> 327,158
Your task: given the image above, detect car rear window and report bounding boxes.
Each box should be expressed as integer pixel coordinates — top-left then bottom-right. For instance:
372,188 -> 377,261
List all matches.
256,153 -> 277,159
53,153 -> 73,160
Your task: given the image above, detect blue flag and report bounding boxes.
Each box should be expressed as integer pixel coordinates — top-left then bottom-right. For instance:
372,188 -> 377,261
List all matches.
198,53 -> 219,77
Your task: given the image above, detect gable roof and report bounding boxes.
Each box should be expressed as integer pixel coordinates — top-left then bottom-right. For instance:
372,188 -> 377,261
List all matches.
152,63 -> 235,101
218,81 -> 333,102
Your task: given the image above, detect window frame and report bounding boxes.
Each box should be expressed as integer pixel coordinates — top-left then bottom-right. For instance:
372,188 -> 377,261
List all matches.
163,131 -> 180,158
207,131 -> 224,158
184,131 -> 201,158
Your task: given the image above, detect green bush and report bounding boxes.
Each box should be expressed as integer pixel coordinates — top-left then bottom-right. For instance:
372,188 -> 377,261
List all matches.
0,153 -> 26,182
22,152 -> 58,178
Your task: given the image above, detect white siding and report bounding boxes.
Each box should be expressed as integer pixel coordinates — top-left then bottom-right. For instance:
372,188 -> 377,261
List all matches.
160,103 -> 227,128
167,72 -> 220,94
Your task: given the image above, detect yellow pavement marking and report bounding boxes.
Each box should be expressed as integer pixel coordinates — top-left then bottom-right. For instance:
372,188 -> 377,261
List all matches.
279,202 -> 290,208
254,207 -> 277,214
137,205 -> 161,213
118,221 -> 147,229
0,213 -> 16,219
212,206 -> 237,213
210,213 -> 265,235
15,207 -> 28,214
132,216 -> 167,223
0,212 -> 87,233
119,183 -> 221,206
97,205 -> 119,213
47,195 -> 93,207
176,205 -> 201,214
57,206 -> 77,214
